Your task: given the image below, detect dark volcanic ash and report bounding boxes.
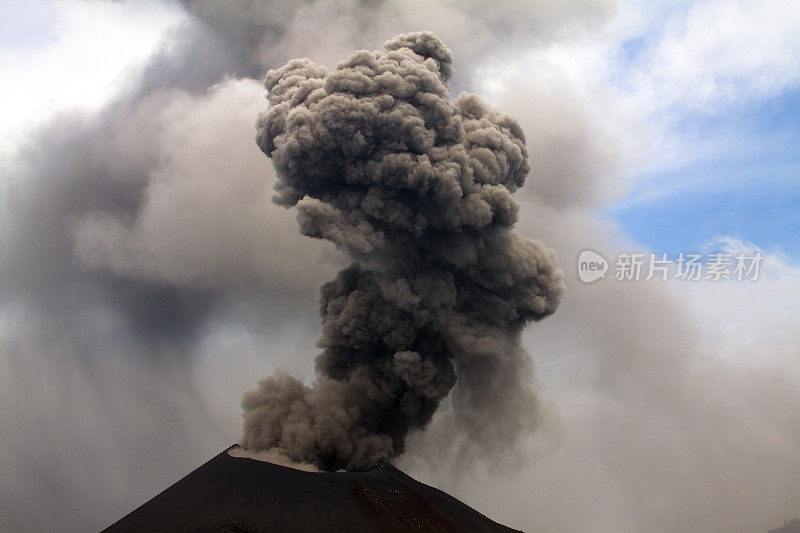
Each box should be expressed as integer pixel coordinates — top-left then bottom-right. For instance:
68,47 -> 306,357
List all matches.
241,32 -> 564,471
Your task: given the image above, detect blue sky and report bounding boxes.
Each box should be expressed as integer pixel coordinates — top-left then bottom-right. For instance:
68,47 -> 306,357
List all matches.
609,86 -> 800,259
601,3 -> 800,261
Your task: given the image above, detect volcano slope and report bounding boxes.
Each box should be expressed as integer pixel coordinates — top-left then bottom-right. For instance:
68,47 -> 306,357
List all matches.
102,445 -> 521,532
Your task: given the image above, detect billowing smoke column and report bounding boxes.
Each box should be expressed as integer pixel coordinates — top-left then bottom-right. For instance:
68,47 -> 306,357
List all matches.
241,32 -> 564,471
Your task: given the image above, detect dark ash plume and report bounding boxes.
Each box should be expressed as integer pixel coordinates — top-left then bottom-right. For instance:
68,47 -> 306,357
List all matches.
241,32 -> 564,471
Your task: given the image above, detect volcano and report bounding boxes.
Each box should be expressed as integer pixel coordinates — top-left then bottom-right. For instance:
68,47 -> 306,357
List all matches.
102,445 -> 521,532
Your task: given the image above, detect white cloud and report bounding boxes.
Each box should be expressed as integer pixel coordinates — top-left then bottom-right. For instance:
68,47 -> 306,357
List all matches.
691,235 -> 800,370
475,0 -> 800,206
637,0 -> 800,112
0,0 -> 186,160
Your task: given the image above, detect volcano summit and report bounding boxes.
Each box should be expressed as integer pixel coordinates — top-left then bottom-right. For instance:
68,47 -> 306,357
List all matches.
103,445 -> 521,532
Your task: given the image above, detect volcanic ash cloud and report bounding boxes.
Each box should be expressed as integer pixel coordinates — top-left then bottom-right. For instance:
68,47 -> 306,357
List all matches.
240,31 -> 564,471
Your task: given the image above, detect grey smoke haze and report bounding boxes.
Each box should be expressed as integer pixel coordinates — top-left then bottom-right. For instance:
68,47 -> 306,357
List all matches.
240,32 -> 564,470
0,2 -> 604,529
2,2 -> 799,532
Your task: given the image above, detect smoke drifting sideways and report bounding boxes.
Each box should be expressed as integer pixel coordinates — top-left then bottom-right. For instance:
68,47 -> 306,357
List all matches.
240,32 -> 565,471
